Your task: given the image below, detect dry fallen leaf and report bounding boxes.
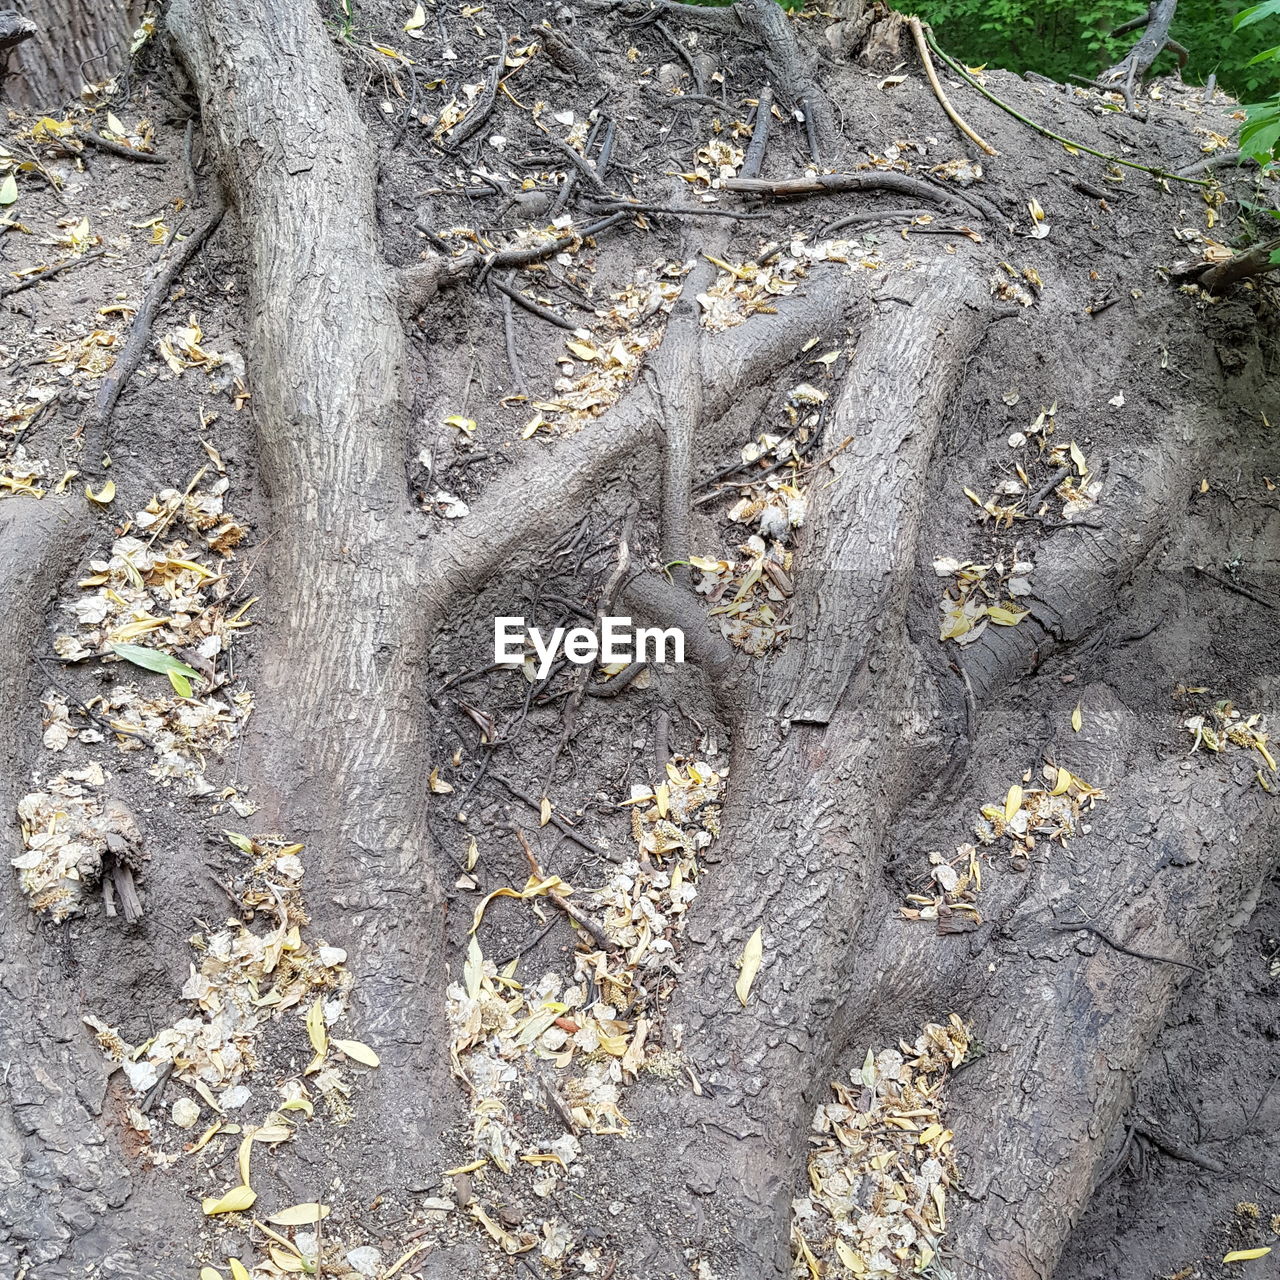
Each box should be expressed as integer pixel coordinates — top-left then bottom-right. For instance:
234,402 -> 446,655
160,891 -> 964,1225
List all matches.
305,996 -> 327,1057
332,1038 -> 380,1067
202,1184 -> 256,1216
1004,785 -> 1023,823
267,1203 -> 330,1226
736,926 -> 764,1006
1071,703 -> 1082,732
1223,1248 -> 1272,1263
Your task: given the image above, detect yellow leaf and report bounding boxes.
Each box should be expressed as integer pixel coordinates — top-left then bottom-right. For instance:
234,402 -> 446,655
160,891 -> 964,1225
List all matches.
269,1247 -> 307,1272
105,111 -> 126,136
1223,1248 -> 1272,1262
405,3 -> 426,32
986,605 -> 1028,626
202,1185 -> 256,1216
834,1241 -> 864,1272
0,173 -> 17,206
1004,785 -> 1023,823
464,934 -> 484,1000
443,413 -> 475,436
565,339 -> 598,361
228,1261 -> 251,1280
267,1203 -> 330,1226
539,795 -> 551,827
237,1133 -> 254,1187
428,766 -> 454,794
279,1096 -> 314,1118
1051,766 -> 1072,796
331,1038 -> 380,1067
305,997 -> 327,1057
200,1270 -> 224,1280
466,834 -> 479,870
1069,440 -> 1087,476
1071,702 -> 1082,732
735,926 -> 763,1006
85,479 -> 115,505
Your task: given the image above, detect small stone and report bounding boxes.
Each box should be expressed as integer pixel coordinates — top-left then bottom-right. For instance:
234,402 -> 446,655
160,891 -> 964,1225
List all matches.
346,1246 -> 382,1276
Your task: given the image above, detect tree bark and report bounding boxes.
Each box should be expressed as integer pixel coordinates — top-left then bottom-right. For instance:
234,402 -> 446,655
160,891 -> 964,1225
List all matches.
4,0 -> 143,107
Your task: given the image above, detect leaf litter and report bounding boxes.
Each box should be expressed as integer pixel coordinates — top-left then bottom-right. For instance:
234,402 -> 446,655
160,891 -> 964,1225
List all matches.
790,1017 -> 971,1278
446,758 -> 724,1263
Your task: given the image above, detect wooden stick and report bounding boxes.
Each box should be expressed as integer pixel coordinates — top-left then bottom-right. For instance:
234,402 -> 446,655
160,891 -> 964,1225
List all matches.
907,16 -> 997,157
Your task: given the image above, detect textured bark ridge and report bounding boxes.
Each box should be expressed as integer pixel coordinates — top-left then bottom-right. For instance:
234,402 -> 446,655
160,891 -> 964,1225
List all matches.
167,0 -> 450,1185
2,0 -> 1278,1277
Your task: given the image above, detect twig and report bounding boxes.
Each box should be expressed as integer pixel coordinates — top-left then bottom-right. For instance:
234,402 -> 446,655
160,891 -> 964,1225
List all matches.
82,204 -> 226,468
489,772 -> 609,857
1,250 -> 104,299
76,129 -> 166,165
1194,565 -> 1280,613
489,277 -> 578,331
515,829 -> 612,949
723,171 -> 1001,223
1175,149 -> 1255,178
923,29 -> 1213,188
1024,465 -> 1070,516
35,657 -> 154,747
1199,234 -> 1280,294
499,278 -> 528,398
741,87 -> 772,179
907,17 -> 997,156
822,207 -> 934,236
588,200 -> 767,221
801,95 -> 822,168
444,27 -> 507,152
1051,921 -> 1203,972
1133,1122 -> 1226,1174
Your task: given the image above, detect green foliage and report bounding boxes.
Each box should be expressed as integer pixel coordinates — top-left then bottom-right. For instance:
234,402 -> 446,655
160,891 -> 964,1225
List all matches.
1236,2 -> 1280,162
912,0 -> 1280,102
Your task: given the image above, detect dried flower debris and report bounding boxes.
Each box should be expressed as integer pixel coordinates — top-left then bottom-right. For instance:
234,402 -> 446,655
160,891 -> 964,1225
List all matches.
522,267 -> 679,438
935,555 -> 1032,646
1182,694 -> 1277,784
446,759 -> 723,1261
975,402 -> 1103,526
85,835 -> 381,1275
791,1016 -> 970,1278
12,761 -> 131,919
51,480 -> 253,794
902,764 -> 1105,928
693,381 -> 831,654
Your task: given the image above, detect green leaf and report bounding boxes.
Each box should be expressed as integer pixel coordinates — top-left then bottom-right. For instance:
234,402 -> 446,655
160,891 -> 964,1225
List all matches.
110,643 -> 201,697
1248,44 -> 1280,65
1269,248 -> 1280,265
1237,0 -> 1280,30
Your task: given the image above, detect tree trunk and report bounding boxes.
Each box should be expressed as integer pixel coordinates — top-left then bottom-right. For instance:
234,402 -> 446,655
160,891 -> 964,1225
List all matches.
4,0 -> 143,107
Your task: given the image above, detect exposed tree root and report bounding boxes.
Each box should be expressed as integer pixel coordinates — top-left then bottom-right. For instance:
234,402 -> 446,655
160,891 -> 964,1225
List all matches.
724,171 -> 1005,225
82,204 -> 226,470
168,0 -> 451,1193
1199,234 -> 1280,294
